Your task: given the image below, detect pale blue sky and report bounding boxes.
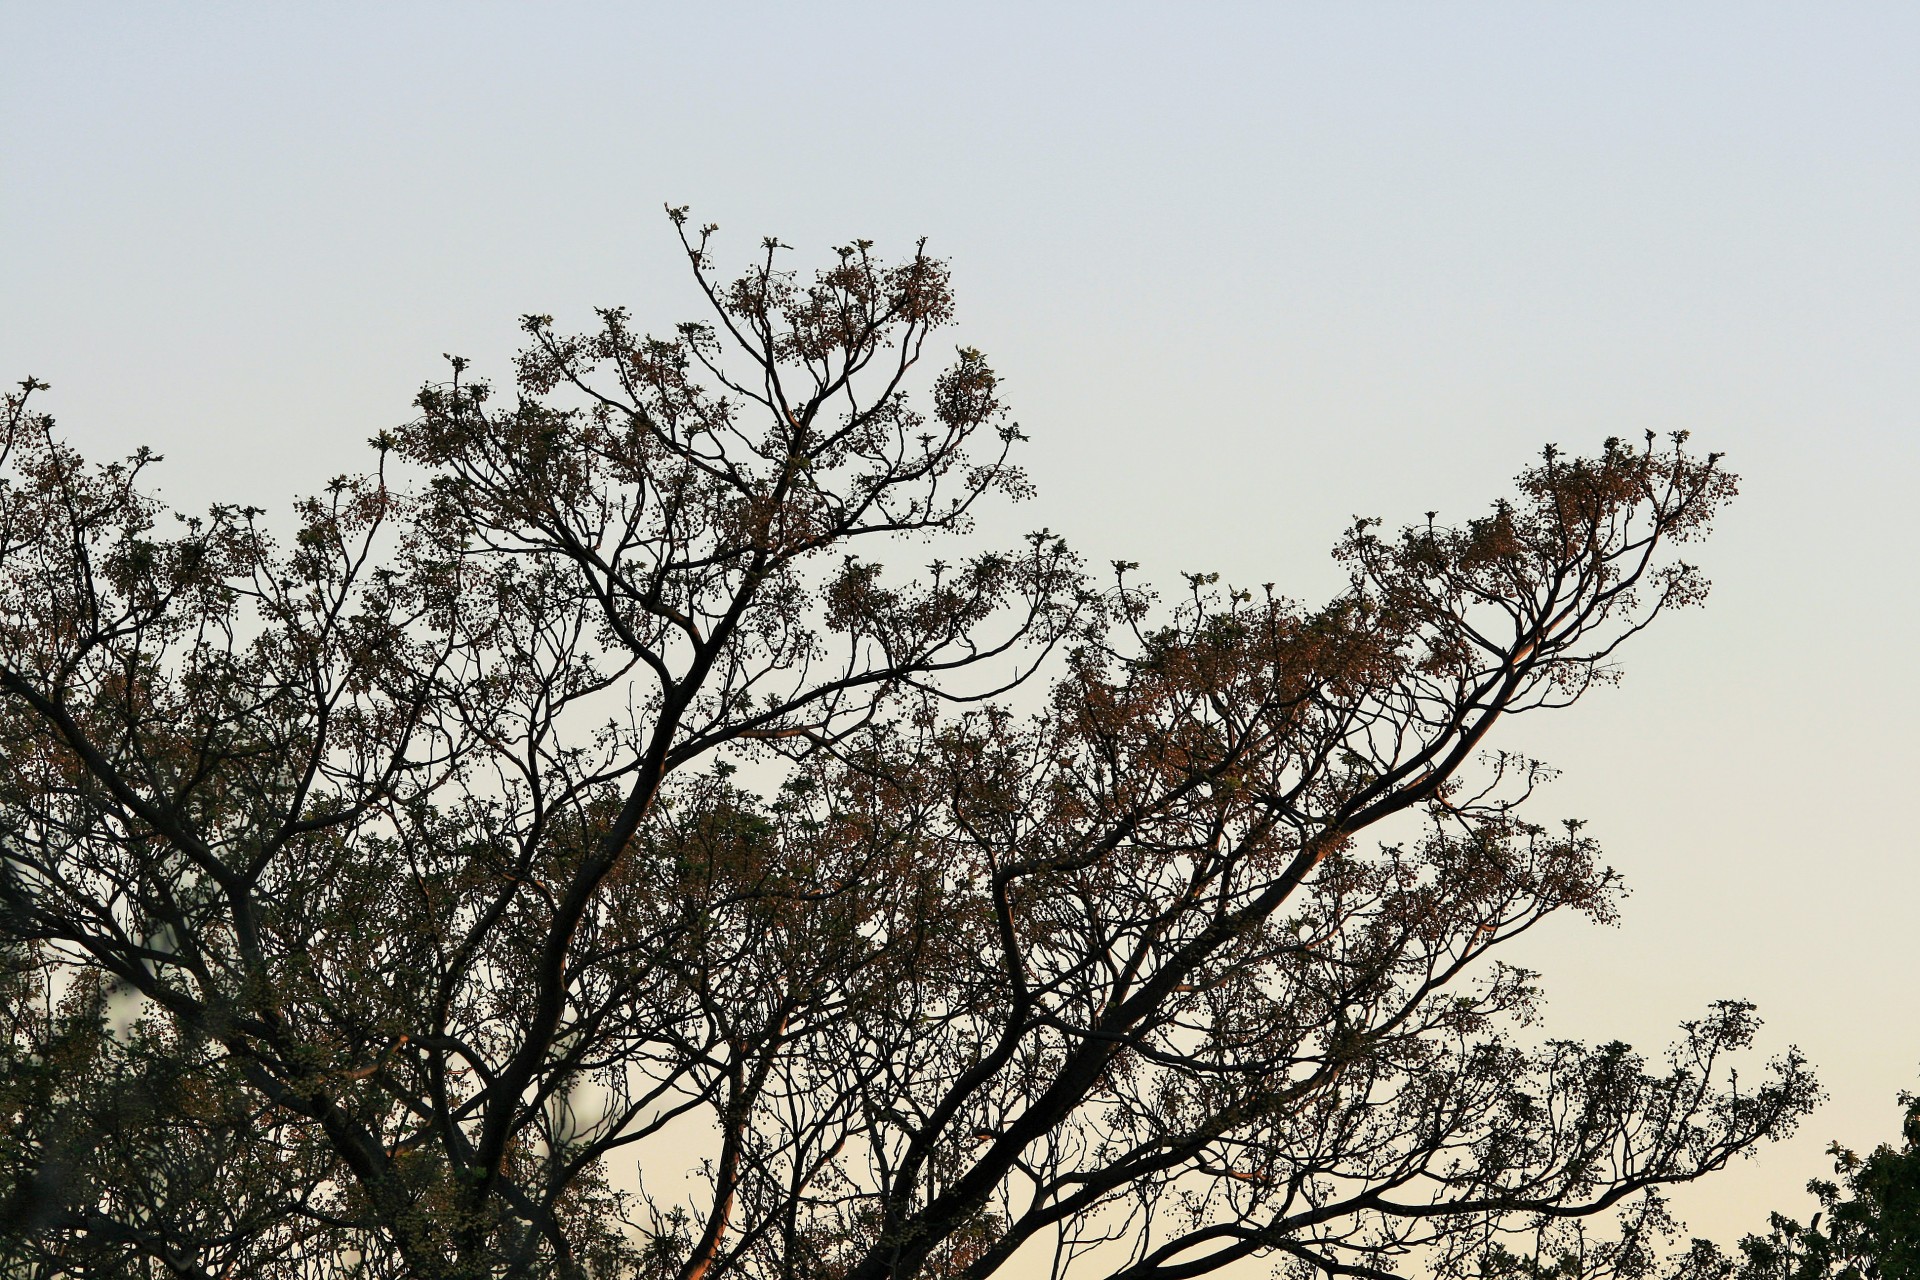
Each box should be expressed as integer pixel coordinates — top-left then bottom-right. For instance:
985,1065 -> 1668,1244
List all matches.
5,1 -> 1917,1246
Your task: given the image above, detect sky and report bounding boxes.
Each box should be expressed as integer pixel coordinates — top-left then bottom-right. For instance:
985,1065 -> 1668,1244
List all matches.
4,1 -> 1917,1251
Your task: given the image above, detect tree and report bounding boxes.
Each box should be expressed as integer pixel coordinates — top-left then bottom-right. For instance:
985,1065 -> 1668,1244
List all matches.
1720,1084 -> 1920,1280
0,936 -> 344,1274
0,210 -> 1815,1279
1475,1084 -> 1920,1280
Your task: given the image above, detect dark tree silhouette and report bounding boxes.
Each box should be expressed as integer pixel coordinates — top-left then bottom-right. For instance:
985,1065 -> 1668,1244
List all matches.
0,212 -> 1815,1279
1477,1083 -> 1920,1280
1721,1086 -> 1920,1280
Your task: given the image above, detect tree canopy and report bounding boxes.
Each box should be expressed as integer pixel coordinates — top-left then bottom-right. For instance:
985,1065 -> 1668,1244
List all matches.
1478,1083 -> 1920,1280
1720,1086 -> 1920,1280
0,214 -> 1815,1279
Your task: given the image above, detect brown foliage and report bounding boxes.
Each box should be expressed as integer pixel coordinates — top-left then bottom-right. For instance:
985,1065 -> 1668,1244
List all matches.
0,216 -> 1809,1280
